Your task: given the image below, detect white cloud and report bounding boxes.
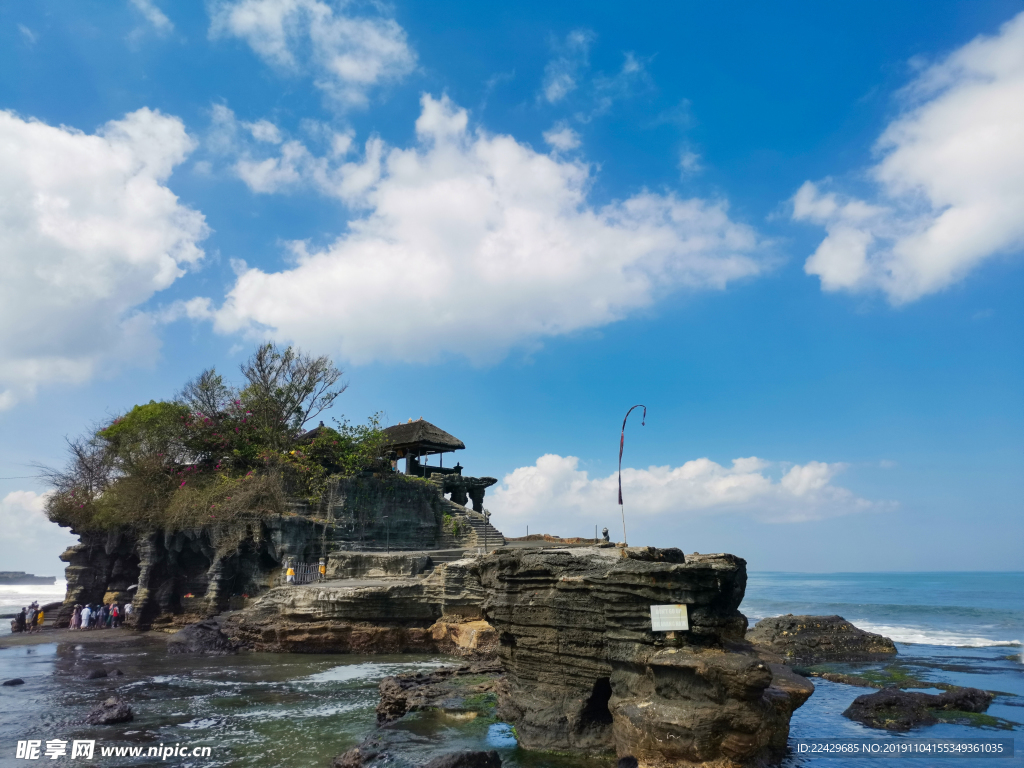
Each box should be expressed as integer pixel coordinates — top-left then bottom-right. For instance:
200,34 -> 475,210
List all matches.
489,454 -> 886,533
128,0 -> 174,34
0,108 -> 208,408
0,491 -> 77,574
543,121 -> 580,152
541,29 -> 594,103
210,94 -> 764,364
18,24 -> 38,44
794,12 -> 1024,303
679,148 -> 702,176
208,0 -> 416,108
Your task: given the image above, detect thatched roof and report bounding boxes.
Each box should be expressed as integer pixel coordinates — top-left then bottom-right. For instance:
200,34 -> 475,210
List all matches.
382,419 -> 465,455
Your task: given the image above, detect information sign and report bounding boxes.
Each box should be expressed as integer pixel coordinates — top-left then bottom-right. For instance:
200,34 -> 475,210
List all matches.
650,603 -> 689,632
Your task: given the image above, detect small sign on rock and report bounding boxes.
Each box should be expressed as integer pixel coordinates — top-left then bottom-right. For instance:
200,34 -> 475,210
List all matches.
650,604 -> 689,632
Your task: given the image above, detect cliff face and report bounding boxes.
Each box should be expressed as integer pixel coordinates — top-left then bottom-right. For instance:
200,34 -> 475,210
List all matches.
54,474 -> 482,629
224,557 -> 494,656
478,547 -> 813,767
57,515 -> 328,629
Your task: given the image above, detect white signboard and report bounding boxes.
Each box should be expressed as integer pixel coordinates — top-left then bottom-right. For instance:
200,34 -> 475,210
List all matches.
650,604 -> 689,632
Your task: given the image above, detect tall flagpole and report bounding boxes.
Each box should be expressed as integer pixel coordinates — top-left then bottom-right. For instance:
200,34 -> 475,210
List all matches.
618,404 -> 646,548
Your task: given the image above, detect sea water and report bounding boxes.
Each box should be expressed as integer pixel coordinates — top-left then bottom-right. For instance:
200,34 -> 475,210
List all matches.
0,572 -> 1019,767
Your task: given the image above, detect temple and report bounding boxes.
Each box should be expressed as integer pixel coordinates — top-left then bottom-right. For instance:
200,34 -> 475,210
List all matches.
382,418 -> 497,512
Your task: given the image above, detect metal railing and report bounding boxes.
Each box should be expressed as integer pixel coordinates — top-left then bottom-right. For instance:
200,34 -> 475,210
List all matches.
282,562 -> 324,585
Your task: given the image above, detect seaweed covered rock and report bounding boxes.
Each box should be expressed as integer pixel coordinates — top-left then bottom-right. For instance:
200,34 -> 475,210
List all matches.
747,615 -> 897,662
843,686 -> 994,731
376,662 -> 503,724
86,697 -> 133,725
479,547 -> 813,767
168,619 -> 239,655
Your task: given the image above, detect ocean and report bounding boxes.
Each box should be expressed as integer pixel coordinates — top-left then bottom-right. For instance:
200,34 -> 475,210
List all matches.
0,571 -> 1019,767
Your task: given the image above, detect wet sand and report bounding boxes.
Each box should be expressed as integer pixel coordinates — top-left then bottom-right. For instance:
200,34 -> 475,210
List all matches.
0,627 -> 171,649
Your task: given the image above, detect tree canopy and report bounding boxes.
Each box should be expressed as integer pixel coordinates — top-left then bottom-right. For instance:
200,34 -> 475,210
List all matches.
43,344 -> 390,533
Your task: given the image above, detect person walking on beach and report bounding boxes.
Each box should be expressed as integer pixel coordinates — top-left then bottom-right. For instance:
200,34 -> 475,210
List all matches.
15,607 -> 26,633
286,562 -> 295,584
81,604 -> 92,630
98,604 -> 109,628
26,604 -> 38,634
124,602 -> 133,620
36,607 -> 44,630
110,603 -> 120,628
71,605 -> 81,630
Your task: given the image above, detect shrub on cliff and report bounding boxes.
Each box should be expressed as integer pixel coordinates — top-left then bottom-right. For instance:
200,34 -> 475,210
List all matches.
42,344 -> 391,533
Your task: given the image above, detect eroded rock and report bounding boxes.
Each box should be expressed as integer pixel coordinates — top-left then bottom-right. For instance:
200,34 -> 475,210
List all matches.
747,615 -> 897,663
376,662 -> 503,724
479,547 -> 813,767
843,687 -> 994,731
86,696 -> 133,725
2,678 -> 24,686
168,619 -> 239,655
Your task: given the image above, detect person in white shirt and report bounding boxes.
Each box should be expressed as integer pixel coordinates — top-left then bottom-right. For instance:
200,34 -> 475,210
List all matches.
80,604 -> 92,630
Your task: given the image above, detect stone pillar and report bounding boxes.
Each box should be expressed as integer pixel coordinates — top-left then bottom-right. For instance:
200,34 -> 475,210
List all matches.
467,487 -> 486,512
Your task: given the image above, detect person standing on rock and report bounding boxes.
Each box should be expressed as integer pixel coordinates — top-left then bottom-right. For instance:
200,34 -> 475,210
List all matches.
111,603 -> 120,628
125,602 -> 133,620
26,604 -> 37,634
71,605 -> 81,630
286,562 -> 295,584
35,607 -> 44,630
15,607 -> 26,633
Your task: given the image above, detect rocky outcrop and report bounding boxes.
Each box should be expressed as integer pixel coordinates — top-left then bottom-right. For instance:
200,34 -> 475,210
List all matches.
376,662 -> 504,724
479,547 -> 813,767
225,558 -> 491,655
746,615 -> 897,663
843,687 -> 994,731
167,619 -> 239,655
86,697 -> 133,725
420,753 -> 501,768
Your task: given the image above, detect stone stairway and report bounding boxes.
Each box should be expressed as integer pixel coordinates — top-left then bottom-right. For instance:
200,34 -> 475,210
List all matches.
437,500 -> 505,550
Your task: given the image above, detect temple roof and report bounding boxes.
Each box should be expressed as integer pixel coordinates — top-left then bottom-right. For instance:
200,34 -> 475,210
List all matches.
382,419 -> 465,455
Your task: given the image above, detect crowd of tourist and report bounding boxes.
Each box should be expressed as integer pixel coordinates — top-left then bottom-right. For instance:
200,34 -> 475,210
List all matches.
69,601 -> 132,630
8,600 -> 134,633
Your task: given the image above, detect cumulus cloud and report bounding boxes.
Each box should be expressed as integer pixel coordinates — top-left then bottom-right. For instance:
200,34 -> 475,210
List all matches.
128,0 -> 174,35
543,121 -> 580,152
794,12 -> 1024,303
208,0 -> 416,108
489,454 -> 887,533
0,491 -> 77,573
0,108 -> 208,408
210,94 -> 763,364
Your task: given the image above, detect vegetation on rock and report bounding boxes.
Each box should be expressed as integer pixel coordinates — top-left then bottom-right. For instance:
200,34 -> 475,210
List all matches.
42,344 -> 392,533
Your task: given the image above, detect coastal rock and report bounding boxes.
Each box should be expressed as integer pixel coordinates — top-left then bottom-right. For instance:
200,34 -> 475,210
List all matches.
333,748 -> 375,768
746,615 -> 897,662
2,678 -> 24,686
85,696 -> 133,725
419,752 -> 501,768
479,547 -> 813,766
168,619 -> 239,655
226,558 -> 491,655
84,668 -> 107,679
843,686 -> 994,731
376,662 -> 504,724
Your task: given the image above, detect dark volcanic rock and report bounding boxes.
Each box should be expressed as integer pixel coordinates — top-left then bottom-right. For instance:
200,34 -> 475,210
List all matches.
2,678 -> 24,686
168,620 -> 238,655
376,662 -> 503,724
86,696 -> 133,725
333,748 -> 374,768
420,752 -> 501,768
843,687 -> 994,731
747,614 -> 897,662
84,668 -> 107,679
479,547 -> 813,767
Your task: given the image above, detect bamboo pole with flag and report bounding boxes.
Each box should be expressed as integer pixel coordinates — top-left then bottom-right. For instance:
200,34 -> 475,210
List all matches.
618,404 -> 646,547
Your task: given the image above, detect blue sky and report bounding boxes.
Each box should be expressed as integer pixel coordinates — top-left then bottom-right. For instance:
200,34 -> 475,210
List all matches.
1,0 -> 1022,575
